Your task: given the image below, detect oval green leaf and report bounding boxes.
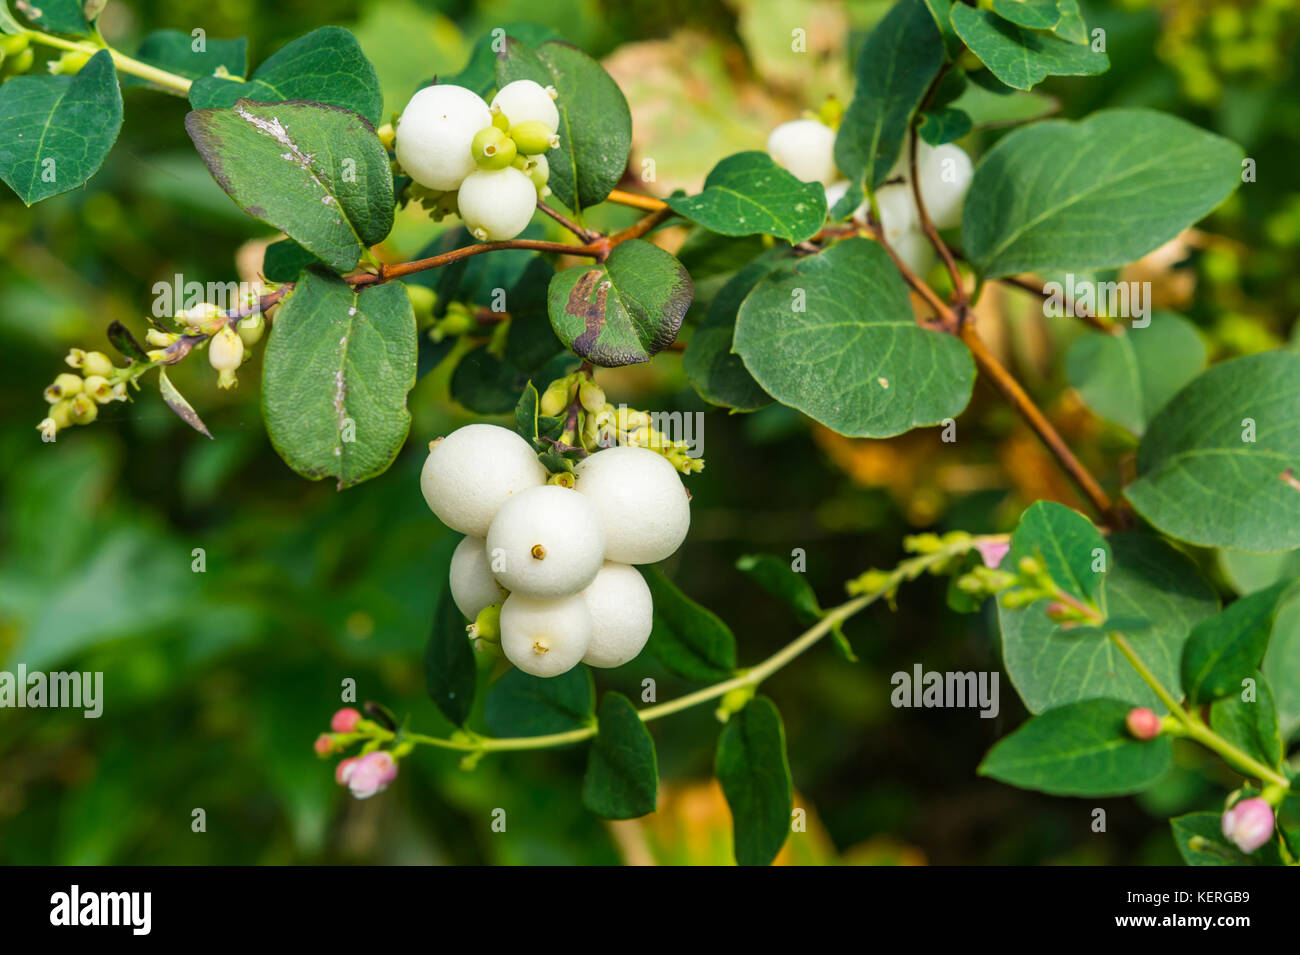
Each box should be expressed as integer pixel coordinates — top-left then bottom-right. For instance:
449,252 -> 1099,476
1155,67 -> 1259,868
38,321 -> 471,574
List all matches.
716,696 -> 793,866
582,692 -> 658,819
642,566 -> 738,684
950,4 -> 1106,91
667,151 -> 827,244
484,666 -> 595,737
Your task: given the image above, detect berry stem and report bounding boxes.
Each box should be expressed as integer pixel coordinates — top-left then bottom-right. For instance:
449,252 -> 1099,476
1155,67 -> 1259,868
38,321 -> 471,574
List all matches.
23,28 -> 194,95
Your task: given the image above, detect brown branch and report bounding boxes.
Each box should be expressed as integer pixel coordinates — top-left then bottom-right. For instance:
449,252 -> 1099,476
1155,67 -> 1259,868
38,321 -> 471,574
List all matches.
909,125 -> 966,304
537,201 -> 596,242
866,221 -> 957,332
606,189 -> 668,212
998,275 -> 1118,335
959,323 -> 1119,524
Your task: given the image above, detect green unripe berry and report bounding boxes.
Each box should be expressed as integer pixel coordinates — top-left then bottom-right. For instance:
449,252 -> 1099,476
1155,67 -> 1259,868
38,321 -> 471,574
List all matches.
471,125 -> 517,170
82,375 -> 114,404
49,50 -> 91,75
578,379 -> 605,413
540,377 -> 573,417
238,314 -> 265,347
510,120 -> 558,156
69,394 -> 98,424
48,398 -> 74,429
490,106 -> 511,132
0,34 -> 29,57
5,47 -> 34,75
45,373 -> 85,402
525,154 -> 550,194
406,283 -> 436,321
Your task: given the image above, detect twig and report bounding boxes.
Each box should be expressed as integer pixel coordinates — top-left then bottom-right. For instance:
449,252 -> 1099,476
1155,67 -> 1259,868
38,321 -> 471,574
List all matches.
538,201 -> 597,242
605,189 -> 668,212
998,275 -> 1117,334
909,126 -> 966,303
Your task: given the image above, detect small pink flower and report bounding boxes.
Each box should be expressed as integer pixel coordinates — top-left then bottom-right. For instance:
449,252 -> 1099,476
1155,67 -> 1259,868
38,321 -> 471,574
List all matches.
335,757 -> 359,786
976,539 -> 1010,569
345,751 -> 398,800
314,733 -> 335,756
1221,798 -> 1274,854
331,707 -> 363,733
1125,707 -> 1161,741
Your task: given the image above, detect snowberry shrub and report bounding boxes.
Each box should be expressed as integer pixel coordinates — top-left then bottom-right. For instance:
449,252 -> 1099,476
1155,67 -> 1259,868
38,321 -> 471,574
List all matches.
15,1 -> 1298,867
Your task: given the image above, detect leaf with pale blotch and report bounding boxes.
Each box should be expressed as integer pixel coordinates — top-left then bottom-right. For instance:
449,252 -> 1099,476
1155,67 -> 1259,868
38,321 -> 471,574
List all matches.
979,698 -> 1172,796
261,269 -> 416,489
547,239 -> 691,367
834,0 -> 944,194
950,5 -> 1106,91
0,50 -> 122,205
733,238 -> 975,438
158,368 -> 212,439
963,110 -> 1243,279
186,99 -> 393,273
667,152 -> 826,244
1127,351 -> 1300,552
1066,312 -> 1206,437
1001,534 -> 1219,714
188,26 -> 382,125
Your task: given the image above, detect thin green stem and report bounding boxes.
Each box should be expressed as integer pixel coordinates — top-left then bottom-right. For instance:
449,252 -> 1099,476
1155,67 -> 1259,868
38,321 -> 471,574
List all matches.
1109,631 -> 1290,789
24,29 -> 193,95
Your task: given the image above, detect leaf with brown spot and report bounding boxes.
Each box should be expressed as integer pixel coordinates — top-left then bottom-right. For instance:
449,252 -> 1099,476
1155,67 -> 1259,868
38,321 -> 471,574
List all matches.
547,239 -> 692,367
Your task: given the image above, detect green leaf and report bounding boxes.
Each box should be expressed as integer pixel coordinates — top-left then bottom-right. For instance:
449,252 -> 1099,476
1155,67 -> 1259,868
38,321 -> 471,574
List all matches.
186,99 -> 394,273
666,152 -> 826,244
1170,812 -> 1258,866
547,239 -> 692,367
0,49 -> 122,205
1066,313 -> 1207,437
105,320 -> 147,362
1008,500 -> 1109,604
189,26 -> 383,126
682,255 -> 782,412
446,22 -> 561,96
1209,672 -> 1284,770
978,698 -> 1172,796
1218,548 -> 1300,596
450,346 -> 533,415
157,368 -> 212,440
716,696 -> 793,866
583,692 -> 658,819
642,566 -> 737,683
735,554 -> 821,626
1182,581 -> 1295,704
16,0 -> 87,35
834,0 -> 944,194
1001,533 -> 1219,714
484,666 -> 594,737
261,269 -> 416,488
1264,596 -> 1300,741
733,237 -> 975,438
917,106 -> 972,146
991,0 -> 1088,43
1126,351 -> 1300,552
262,238 -> 326,283
496,38 -> 632,212
124,29 -> 247,93
962,109 -> 1243,279
922,0 -> 963,58
424,566 -> 476,727
950,5 -> 1107,91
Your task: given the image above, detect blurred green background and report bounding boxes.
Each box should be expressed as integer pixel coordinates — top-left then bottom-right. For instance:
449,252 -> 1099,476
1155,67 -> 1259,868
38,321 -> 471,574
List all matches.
1,0 -> 1298,865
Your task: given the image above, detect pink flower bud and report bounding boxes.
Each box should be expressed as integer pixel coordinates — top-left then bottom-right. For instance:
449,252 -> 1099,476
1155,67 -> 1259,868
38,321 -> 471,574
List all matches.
314,733 -> 335,756
1221,798 -> 1274,854
335,757 -> 359,786
345,751 -> 398,800
1125,707 -> 1161,741
976,539 -> 1010,569
1044,601 -> 1071,622
331,707 -> 363,733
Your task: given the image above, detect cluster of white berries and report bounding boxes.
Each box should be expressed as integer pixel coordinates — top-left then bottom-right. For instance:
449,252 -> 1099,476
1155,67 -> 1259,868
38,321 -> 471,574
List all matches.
421,424 -> 691,678
766,116 -> 973,276
393,79 -> 561,242
36,349 -> 129,440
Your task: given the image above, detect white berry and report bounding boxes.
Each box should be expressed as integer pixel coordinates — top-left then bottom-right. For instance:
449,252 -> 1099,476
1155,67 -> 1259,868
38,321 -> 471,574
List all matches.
395,83 -> 492,191
892,229 -> 936,278
917,143 -> 973,229
449,536 -> 507,619
456,166 -> 538,241
491,79 -> 559,133
581,562 -> 654,668
421,424 -> 547,536
767,118 -> 837,186
485,485 -> 606,598
500,592 -> 592,677
574,446 -> 690,565
875,182 -> 918,244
